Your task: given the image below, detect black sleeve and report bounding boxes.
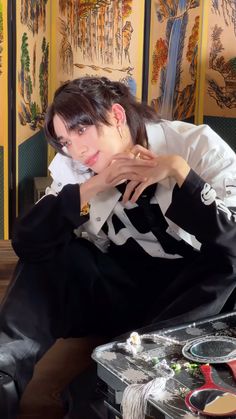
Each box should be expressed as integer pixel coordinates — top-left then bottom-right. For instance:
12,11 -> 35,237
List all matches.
12,184 -> 89,262
165,169 -> 236,260
150,170 -> 236,325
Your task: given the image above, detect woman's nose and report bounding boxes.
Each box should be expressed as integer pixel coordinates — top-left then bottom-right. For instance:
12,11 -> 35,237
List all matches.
71,142 -> 88,159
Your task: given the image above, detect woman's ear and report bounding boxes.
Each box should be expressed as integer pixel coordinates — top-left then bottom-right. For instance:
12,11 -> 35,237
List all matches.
111,103 -> 126,126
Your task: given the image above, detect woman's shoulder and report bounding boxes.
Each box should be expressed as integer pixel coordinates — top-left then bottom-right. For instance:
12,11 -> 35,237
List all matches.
146,120 -> 200,155
146,120 -> 235,158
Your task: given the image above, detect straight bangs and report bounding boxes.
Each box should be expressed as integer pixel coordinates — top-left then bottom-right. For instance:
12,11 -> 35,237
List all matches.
56,94 -> 101,129
44,90 -> 111,154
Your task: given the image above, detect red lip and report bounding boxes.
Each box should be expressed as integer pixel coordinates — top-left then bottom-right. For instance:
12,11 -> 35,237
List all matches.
84,151 -> 99,167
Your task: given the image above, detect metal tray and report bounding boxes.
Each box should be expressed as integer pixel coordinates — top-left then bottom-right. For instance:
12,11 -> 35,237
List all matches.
92,312 -> 236,418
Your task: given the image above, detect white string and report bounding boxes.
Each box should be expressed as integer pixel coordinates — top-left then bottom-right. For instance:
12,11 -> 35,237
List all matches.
121,377 -> 167,419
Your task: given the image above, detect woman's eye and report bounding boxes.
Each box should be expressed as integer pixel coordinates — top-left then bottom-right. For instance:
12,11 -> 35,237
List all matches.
78,126 -> 86,135
59,140 -> 72,147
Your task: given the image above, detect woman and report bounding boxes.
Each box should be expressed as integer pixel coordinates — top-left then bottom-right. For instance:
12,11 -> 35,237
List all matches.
0,76 -> 236,417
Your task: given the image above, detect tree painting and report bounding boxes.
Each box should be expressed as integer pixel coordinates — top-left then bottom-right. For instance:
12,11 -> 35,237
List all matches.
18,0 -> 50,131
18,33 -> 49,130
151,38 -> 168,84
58,0 -> 135,82
21,0 -> 48,35
0,0 -> 3,77
59,17 -> 74,75
33,42 -> 36,87
19,32 -> 32,102
174,14 -> 199,119
212,0 -> 236,36
208,24 -> 236,109
39,36 -> 49,113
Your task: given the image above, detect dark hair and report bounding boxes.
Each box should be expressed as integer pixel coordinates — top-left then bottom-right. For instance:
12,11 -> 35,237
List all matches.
44,76 -> 160,155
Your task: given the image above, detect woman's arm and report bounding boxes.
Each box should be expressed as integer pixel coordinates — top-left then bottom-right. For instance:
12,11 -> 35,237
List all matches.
109,146 -> 236,260
12,155 -> 156,262
166,169 -> 236,259
153,169 -> 236,325
12,184 -> 88,262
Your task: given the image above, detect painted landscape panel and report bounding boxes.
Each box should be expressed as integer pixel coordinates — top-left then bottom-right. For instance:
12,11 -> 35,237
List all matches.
54,0 -> 145,100
148,0 -> 201,121
204,0 -> 236,117
17,0 -> 51,144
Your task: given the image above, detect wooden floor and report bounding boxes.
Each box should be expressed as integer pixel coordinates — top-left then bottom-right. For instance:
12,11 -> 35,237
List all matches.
0,240 -> 103,419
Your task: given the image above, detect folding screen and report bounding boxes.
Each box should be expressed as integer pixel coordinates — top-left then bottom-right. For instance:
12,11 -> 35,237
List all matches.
15,0 -> 51,214
0,0 -> 8,238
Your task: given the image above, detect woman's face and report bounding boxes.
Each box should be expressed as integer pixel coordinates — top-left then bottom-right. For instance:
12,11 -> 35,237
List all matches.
53,109 -> 132,173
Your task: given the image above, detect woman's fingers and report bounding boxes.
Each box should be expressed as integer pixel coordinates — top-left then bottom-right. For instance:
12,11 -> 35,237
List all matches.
130,182 -> 148,203
122,181 -> 140,203
131,145 -> 157,159
114,146 -> 157,161
120,179 -> 153,203
106,159 -> 155,183
111,152 -> 135,160
107,172 -> 147,186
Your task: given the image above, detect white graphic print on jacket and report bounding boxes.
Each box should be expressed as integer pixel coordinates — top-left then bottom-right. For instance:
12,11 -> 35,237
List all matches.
105,201 -> 182,259
201,183 -> 236,222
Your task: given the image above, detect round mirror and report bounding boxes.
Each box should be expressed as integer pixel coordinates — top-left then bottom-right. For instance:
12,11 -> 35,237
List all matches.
191,340 -> 236,359
187,389 -> 236,416
185,364 -> 236,417
183,336 -> 236,363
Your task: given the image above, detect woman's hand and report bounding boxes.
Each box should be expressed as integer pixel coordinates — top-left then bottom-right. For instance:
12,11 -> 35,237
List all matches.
99,150 -> 157,188
108,146 -> 191,203
80,145 -> 190,206
79,148 -> 156,207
